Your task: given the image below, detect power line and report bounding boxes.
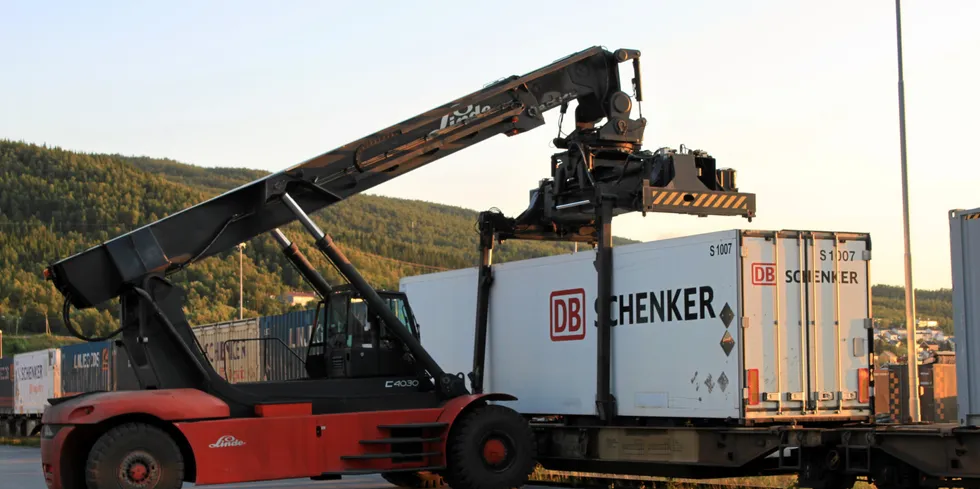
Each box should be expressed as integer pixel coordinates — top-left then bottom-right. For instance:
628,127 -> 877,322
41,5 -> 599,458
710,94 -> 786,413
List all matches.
333,243 -> 449,272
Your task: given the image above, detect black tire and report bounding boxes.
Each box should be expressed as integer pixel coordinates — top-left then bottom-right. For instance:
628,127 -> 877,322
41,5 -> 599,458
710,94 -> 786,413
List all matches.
443,404 -> 535,489
85,422 -> 184,489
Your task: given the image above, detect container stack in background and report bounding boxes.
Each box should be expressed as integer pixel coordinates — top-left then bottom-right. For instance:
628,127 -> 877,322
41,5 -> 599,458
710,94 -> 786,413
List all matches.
881,352 -> 958,424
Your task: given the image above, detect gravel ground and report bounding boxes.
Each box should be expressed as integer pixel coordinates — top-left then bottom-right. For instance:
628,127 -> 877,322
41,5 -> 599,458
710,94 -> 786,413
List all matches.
0,445 -> 562,489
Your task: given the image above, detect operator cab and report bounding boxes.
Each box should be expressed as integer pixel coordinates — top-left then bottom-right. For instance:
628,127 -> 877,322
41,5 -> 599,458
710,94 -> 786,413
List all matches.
304,285 -> 421,380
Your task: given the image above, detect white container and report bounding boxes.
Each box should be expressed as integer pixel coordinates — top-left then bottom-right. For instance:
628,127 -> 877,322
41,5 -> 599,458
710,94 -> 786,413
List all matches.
14,348 -> 62,415
950,208 -> 980,427
192,318 -> 262,384
401,229 -> 873,423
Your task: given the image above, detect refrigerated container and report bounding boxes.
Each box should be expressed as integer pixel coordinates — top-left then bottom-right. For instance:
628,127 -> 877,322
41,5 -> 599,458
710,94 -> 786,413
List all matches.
13,348 -> 61,415
60,341 -> 113,396
0,357 -> 12,415
400,229 -> 873,424
259,308 -> 324,382
191,318 -> 262,384
950,207 -> 980,426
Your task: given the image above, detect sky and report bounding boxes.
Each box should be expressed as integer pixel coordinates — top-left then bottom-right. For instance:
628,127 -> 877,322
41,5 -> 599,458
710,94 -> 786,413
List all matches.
1,1 -> 977,290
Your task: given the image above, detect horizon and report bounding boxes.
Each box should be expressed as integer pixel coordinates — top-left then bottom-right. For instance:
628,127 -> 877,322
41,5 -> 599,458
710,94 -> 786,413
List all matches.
0,137 -> 956,292
2,1 -> 977,289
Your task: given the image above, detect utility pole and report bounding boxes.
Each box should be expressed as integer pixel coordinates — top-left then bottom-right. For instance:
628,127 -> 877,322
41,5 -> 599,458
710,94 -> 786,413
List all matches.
895,0 -> 920,423
238,242 -> 246,320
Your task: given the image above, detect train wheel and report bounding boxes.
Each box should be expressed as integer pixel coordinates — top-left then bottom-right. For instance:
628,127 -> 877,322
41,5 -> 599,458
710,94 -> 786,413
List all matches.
443,404 -> 535,489
85,422 -> 184,489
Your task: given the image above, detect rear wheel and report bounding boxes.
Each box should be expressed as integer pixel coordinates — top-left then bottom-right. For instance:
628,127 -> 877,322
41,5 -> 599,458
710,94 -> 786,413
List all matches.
443,404 -> 535,489
85,422 -> 184,489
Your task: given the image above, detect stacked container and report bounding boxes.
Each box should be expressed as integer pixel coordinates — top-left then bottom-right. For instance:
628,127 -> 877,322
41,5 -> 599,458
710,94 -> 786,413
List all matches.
950,207 -> 980,427
60,342 -> 114,396
191,318 -> 262,384
887,359 -> 958,424
259,308 -> 324,382
874,368 -> 891,420
0,357 -> 12,415
14,348 -> 61,416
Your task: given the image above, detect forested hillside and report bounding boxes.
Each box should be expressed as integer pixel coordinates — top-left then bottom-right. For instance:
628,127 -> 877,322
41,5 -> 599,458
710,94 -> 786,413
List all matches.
0,140 -> 624,337
0,139 -> 954,342
871,285 -> 954,334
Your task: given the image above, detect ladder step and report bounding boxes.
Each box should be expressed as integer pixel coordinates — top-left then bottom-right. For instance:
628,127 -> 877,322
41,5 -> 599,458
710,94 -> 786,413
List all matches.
320,465 -> 447,476
360,437 -> 443,445
341,451 -> 442,461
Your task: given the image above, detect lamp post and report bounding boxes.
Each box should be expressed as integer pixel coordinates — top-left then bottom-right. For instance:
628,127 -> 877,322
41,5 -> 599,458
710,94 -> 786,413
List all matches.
895,0 -> 920,423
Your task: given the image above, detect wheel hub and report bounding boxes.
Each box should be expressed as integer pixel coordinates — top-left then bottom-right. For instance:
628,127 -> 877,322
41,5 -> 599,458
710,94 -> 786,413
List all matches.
119,450 -> 160,488
483,438 -> 508,466
129,463 -> 148,481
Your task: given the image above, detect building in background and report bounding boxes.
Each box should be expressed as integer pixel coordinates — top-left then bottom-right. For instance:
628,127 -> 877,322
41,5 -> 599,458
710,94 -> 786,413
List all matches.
281,291 -> 317,307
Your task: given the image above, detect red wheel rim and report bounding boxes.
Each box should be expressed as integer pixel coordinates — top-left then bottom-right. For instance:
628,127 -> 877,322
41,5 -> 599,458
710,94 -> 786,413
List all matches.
129,463 -> 148,482
118,450 -> 160,487
482,437 -> 508,466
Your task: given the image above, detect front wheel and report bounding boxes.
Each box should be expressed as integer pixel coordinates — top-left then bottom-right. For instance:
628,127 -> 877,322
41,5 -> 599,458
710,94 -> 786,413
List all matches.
443,404 -> 536,489
85,422 -> 185,489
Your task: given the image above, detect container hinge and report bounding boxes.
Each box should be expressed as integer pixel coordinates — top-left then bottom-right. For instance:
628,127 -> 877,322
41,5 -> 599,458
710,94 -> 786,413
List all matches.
862,249 -> 872,261
741,317 -> 750,329
740,247 -> 749,257
863,318 -> 874,330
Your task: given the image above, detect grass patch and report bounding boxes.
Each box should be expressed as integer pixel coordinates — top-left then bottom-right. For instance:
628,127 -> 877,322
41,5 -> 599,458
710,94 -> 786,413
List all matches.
1,333 -> 82,358
0,436 -> 41,447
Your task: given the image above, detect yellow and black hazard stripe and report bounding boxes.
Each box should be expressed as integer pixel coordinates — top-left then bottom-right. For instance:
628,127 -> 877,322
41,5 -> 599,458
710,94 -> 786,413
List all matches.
963,212 -> 980,220
645,189 -> 754,213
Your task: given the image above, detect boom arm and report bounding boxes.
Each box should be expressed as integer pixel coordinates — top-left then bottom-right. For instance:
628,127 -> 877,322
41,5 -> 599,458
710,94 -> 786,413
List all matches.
47,46 -> 652,310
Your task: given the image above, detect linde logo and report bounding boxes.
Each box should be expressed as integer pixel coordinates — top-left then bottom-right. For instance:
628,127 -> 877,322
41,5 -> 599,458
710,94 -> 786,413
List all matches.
209,435 -> 245,448
430,104 -> 492,136
550,289 -> 585,341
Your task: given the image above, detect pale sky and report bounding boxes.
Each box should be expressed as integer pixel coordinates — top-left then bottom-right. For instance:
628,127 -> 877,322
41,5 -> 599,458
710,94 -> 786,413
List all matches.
2,1 -> 977,290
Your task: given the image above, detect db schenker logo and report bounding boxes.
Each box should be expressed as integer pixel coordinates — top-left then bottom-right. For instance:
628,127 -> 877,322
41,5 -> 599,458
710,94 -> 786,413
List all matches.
550,288 -> 585,341
752,263 -> 776,286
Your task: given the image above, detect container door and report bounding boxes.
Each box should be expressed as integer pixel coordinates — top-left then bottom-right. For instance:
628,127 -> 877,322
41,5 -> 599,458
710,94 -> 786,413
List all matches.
803,233 -> 871,418
741,232 -> 807,419
740,231 -> 871,421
